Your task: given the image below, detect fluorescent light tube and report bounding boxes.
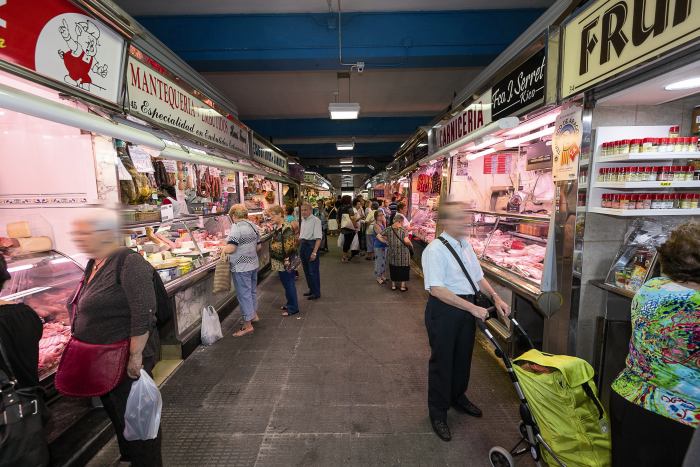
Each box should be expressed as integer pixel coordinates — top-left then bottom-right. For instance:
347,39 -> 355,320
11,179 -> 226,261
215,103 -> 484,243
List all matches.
466,137 -> 503,151
329,103 -> 360,120
466,148 -> 496,160
503,112 -> 560,137
336,142 -> 354,150
665,77 -> 700,90
504,126 -> 555,148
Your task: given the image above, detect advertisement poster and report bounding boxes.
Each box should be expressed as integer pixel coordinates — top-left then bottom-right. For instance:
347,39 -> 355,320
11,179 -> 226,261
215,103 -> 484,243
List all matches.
452,158 -> 472,181
0,0 -> 125,104
127,56 -> 248,157
551,106 -> 582,181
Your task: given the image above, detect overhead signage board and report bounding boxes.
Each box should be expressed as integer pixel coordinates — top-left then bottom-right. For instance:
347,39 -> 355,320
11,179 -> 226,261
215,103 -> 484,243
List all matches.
251,138 -> 289,174
561,0 -> 700,98
437,90 -> 492,150
289,164 -> 305,181
127,56 -> 248,156
492,49 -> 546,120
0,0 -> 126,105
304,174 -> 315,183
551,106 -> 583,181
398,138 -> 429,172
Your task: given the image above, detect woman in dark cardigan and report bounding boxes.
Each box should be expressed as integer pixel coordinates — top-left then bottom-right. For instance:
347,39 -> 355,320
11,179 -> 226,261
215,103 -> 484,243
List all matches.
69,211 -> 162,467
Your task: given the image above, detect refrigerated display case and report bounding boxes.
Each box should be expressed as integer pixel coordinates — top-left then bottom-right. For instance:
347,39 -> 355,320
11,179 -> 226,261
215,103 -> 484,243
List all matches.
0,250 -> 83,384
411,207 -> 437,244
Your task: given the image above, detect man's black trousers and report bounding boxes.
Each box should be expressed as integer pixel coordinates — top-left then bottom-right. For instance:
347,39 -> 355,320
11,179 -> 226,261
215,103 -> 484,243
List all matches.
424,294 -> 476,422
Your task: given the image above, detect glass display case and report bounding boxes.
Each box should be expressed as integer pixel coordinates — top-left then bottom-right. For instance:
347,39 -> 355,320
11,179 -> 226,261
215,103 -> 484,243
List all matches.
0,251 -> 83,381
466,211 -> 551,287
411,206 -> 437,244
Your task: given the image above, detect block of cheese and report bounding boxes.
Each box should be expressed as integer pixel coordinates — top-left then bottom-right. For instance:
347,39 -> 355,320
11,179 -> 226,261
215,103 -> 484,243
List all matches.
149,253 -> 163,263
141,243 -> 159,254
180,241 -> 195,250
17,236 -> 52,253
7,221 -> 31,238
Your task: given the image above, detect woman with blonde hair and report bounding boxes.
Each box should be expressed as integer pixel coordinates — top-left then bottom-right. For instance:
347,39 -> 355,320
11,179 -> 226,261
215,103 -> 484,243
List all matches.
224,204 -> 261,337
267,205 -> 299,316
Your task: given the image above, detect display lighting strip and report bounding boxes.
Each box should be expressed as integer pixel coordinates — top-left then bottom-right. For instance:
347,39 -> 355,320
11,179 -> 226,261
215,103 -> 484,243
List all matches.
503,111 -> 560,137
466,137 -> 503,152
466,148 -> 496,160
504,126 -> 555,148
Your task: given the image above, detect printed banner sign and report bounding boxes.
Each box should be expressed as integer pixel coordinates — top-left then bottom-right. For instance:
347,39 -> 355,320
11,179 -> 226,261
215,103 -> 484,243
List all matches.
127,56 -> 248,156
552,106 -> 583,181
492,49 -> 546,120
438,90 -> 492,150
0,0 -> 125,105
561,0 -> 700,97
252,138 -> 289,174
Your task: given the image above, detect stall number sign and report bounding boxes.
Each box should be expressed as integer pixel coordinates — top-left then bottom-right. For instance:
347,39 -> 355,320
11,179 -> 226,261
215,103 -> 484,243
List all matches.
128,145 -> 154,173
127,56 -> 248,156
0,0 -> 126,105
492,49 -> 546,120
438,89 -> 492,150
161,160 -> 178,174
561,0 -> 700,97
552,106 -> 583,181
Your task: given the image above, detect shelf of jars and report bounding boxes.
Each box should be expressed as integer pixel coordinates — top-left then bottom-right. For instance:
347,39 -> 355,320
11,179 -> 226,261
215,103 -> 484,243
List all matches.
593,181 -> 700,189
598,152 -> 700,163
590,207 -> 700,216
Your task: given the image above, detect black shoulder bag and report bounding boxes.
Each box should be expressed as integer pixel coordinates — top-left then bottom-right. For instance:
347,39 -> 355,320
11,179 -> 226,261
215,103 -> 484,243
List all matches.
390,227 -> 413,257
0,337 -> 50,467
438,237 -> 492,308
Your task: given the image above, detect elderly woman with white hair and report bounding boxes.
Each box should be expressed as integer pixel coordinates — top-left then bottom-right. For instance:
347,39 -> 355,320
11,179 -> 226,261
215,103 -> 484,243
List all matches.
385,213 -> 413,291
68,209 -> 163,466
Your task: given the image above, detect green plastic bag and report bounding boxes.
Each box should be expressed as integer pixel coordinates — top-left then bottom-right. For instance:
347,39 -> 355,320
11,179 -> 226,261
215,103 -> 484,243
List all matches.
512,350 -> 611,467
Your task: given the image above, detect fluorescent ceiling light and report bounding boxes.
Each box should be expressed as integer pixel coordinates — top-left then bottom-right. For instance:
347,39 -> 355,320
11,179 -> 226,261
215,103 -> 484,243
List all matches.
336,142 -> 355,150
466,148 -> 496,160
466,136 -> 503,152
504,126 -> 555,148
503,112 -> 560,137
664,77 -> 700,90
340,158 -> 353,164
329,103 -> 360,120
417,143 -> 427,147
367,165 -> 375,171
342,168 -> 352,172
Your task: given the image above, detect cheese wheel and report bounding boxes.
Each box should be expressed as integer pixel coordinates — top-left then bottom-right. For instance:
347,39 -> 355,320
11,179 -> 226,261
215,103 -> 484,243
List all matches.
7,221 -> 31,238
17,236 -> 53,253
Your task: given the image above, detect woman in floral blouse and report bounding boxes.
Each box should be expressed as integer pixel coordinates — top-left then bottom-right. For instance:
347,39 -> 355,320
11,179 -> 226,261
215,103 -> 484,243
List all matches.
610,221 -> 700,467
267,205 -> 299,316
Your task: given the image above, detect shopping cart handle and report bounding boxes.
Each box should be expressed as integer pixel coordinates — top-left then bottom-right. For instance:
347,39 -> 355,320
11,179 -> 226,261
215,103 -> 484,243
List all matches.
485,306 -> 498,321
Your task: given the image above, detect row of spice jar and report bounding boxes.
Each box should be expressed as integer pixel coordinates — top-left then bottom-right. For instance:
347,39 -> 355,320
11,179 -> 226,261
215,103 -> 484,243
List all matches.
601,193 -> 700,210
578,170 -> 588,185
597,166 -> 700,182
601,138 -> 699,156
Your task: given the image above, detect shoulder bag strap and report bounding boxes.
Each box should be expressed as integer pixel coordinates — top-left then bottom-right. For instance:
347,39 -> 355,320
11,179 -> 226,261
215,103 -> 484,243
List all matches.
390,227 -> 411,251
438,237 -> 479,293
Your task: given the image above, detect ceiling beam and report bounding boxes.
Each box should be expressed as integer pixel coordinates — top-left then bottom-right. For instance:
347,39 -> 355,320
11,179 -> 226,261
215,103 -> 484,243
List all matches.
134,9 -> 547,72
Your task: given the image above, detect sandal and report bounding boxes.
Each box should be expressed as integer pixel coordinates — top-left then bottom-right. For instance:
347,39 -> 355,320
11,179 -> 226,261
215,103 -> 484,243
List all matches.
280,306 -> 288,310
282,310 -> 299,316
400,287 -> 408,292
233,326 -> 254,337
376,278 -> 386,285
391,285 -> 397,291
252,315 -> 260,323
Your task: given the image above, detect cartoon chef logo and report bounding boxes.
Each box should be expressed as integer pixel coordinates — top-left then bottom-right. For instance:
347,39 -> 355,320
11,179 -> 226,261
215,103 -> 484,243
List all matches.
57,19 -> 108,91
35,13 -> 124,102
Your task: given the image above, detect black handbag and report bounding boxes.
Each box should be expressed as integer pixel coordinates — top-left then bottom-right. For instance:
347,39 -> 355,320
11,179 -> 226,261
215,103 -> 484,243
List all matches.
0,338 -> 50,467
438,237 -> 492,309
390,227 -> 414,258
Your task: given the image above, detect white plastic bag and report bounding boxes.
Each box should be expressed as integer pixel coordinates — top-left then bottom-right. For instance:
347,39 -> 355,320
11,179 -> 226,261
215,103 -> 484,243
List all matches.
123,370 -> 162,441
337,233 -> 344,248
201,305 -> 223,345
350,232 -> 360,251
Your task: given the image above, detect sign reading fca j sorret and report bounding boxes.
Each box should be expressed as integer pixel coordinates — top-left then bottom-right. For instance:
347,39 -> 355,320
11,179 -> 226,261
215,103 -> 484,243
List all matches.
491,49 -> 546,120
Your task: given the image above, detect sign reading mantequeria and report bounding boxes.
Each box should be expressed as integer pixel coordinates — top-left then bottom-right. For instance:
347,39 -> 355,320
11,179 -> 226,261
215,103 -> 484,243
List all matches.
437,90 -> 492,150
252,136 -> 289,174
0,0 -> 126,105
561,0 -> 700,97
127,56 -> 248,156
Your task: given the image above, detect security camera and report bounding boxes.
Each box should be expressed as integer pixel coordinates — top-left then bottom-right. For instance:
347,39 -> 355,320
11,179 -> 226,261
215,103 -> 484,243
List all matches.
357,62 -> 365,73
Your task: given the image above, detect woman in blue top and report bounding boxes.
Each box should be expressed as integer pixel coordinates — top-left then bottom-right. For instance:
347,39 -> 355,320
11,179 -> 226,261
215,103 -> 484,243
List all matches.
373,210 -> 389,284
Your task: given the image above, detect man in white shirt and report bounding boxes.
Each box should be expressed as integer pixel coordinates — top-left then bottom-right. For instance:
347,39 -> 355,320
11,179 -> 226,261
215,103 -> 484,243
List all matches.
422,200 -> 510,442
299,203 -> 323,300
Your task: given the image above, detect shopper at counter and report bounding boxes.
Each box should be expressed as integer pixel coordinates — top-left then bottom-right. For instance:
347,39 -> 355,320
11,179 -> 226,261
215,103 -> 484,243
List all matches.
373,210 -> 389,285
268,206 -> 300,316
421,200 -> 510,443
610,221 -> 700,467
69,210 -> 162,466
386,214 -> 412,291
225,204 -> 261,338
299,203 -> 322,301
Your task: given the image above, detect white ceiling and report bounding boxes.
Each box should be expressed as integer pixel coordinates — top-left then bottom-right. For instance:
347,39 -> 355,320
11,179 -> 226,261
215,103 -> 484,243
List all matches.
598,61 -> 700,106
202,67 -> 484,120
122,0 -> 556,16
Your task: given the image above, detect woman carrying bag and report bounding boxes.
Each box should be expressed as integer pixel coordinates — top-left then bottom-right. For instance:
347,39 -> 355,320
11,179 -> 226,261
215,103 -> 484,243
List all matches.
386,213 -> 412,291
338,195 -> 359,262
267,206 -> 300,316
60,210 -> 162,467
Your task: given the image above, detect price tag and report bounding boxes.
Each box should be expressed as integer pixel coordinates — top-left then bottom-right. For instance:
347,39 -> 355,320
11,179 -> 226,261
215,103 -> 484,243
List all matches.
162,160 -> 178,173
156,223 -> 172,234
152,193 -> 158,200
128,146 -> 155,173
161,205 -> 174,223
660,182 -> 672,186
117,158 -> 132,181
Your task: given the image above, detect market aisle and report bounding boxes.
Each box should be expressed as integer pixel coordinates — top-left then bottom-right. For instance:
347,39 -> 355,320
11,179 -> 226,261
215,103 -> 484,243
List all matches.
87,241 -> 524,467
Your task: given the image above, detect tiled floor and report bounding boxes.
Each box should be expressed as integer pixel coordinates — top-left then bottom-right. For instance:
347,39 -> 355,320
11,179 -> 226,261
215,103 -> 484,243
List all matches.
86,241 -> 528,467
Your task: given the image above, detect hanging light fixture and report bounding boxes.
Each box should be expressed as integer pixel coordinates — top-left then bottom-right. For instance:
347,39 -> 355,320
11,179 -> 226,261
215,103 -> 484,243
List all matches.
503,111 -> 560,137
504,126 -> 555,148
328,103 -> 360,120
